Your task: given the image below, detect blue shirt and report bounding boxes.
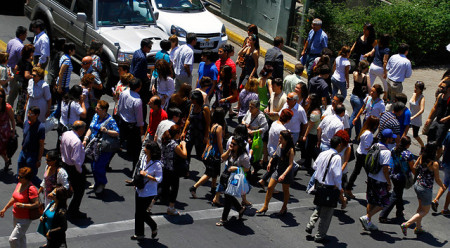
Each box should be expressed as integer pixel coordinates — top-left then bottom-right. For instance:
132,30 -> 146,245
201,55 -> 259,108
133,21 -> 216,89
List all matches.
397,108 -> 411,135
152,50 -> 170,79
6,38 -> 24,68
372,45 -> 390,67
387,54 -> 412,82
130,49 -> 148,80
196,62 -> 218,93
57,54 -> 73,88
22,120 -> 45,153
89,113 -> 120,140
307,29 -> 328,55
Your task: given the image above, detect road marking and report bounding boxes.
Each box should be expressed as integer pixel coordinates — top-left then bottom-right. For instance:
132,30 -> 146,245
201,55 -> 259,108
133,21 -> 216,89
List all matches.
0,40 -> 7,52
0,193 -> 366,246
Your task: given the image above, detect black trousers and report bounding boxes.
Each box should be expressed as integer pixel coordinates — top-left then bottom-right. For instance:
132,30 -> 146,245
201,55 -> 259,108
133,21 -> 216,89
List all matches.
304,134 -> 319,169
119,119 -> 142,170
138,78 -> 151,122
380,178 -> 406,218
345,152 -> 366,191
65,164 -> 86,213
186,134 -> 205,170
135,193 -> 157,236
160,169 -> 180,203
222,194 -> 243,221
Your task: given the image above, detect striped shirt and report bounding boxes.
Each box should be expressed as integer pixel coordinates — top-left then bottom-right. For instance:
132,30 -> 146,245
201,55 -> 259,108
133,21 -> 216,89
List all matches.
57,54 -> 73,88
377,112 -> 400,139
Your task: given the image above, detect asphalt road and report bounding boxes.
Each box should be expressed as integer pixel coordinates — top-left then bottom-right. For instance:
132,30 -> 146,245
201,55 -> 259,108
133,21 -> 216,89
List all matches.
0,13 -> 449,248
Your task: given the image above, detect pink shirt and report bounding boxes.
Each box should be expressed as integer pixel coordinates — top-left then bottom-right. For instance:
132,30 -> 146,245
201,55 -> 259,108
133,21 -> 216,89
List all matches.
60,130 -> 85,173
12,183 -> 38,219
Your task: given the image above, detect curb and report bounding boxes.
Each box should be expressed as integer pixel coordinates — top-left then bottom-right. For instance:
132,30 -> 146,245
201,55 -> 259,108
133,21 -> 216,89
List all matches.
226,29 -> 307,78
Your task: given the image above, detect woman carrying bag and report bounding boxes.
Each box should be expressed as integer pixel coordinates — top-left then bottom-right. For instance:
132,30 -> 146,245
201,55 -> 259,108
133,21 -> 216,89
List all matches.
216,136 -> 250,226
37,187 -> 69,248
83,100 -> 119,194
0,167 -> 41,248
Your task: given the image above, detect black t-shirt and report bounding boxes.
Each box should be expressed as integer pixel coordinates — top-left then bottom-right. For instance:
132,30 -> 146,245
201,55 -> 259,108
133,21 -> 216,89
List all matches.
17,59 -> 33,78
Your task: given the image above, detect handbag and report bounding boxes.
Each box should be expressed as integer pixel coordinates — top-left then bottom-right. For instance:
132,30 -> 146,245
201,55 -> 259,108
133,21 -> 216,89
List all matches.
348,144 -> 356,162
44,115 -> 58,133
404,171 -> 415,189
57,101 -> 72,134
225,167 -> 248,197
27,185 -> 44,220
203,126 -> 221,168
98,116 -> 120,153
6,132 -> 18,158
251,131 -> 263,163
133,161 -> 156,189
313,154 -> 340,208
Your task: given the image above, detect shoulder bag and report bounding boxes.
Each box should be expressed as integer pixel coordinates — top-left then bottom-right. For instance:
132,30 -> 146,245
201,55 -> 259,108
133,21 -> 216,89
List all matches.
27,185 -> 44,220
313,154 -> 340,208
203,125 -> 221,168
133,161 -> 156,189
99,116 -> 121,153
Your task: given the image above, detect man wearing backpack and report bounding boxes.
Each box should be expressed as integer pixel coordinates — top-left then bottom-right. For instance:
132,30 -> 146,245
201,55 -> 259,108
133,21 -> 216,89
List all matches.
359,129 -> 394,231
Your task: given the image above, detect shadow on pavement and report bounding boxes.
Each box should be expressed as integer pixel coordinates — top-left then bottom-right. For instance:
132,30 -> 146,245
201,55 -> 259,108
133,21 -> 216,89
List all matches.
223,217 -> 255,236
306,234 -> 348,247
361,230 -> 402,244
334,210 -> 355,225
68,216 -> 94,228
276,212 -> 300,228
137,238 -> 168,248
163,213 -> 194,225
405,232 -> 449,247
86,188 -> 125,203
0,169 -> 17,184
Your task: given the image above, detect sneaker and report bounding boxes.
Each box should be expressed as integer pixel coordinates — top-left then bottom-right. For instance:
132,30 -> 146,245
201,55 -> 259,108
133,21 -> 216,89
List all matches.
88,184 -> 96,189
167,207 -> 180,216
359,216 -> 369,231
400,223 -> 409,236
368,222 -> 378,231
441,209 -> 450,215
305,227 -> 313,234
431,200 -> 439,212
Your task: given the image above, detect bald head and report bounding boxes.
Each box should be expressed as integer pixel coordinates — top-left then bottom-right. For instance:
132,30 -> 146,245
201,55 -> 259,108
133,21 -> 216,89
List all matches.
81,56 -> 93,69
72,120 -> 86,136
287,92 -> 298,108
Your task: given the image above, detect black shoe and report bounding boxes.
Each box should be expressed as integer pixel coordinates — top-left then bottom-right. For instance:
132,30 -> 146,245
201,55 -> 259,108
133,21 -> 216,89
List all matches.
130,235 -> 145,240
305,227 -> 312,234
189,186 -> 197,198
151,230 -> 158,239
431,201 -> 439,212
125,180 -> 134,186
314,237 -> 329,244
106,166 -> 113,172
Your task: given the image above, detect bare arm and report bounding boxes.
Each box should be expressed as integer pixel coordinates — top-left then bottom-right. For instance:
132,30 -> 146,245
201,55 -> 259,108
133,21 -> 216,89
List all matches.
7,106 -> 15,132
364,48 -> 375,58
411,95 -> 425,120
249,50 -> 259,78
433,162 -> 446,189
316,127 -> 322,148
216,126 -> 224,155
175,140 -> 188,159
0,197 -> 15,217
345,65 -> 350,89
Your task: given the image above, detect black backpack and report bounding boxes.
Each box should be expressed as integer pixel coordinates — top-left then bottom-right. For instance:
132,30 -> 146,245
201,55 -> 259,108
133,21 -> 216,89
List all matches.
364,143 -> 388,174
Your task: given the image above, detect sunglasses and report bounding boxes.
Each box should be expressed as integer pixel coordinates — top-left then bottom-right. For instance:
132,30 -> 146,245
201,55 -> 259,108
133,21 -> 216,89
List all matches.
230,142 -> 237,146
31,74 -> 38,77
287,97 -> 295,101
82,62 -> 91,65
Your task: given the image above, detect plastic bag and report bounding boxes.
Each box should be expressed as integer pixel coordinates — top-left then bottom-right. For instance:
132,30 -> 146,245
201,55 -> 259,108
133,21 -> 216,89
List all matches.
225,168 -> 250,197
251,131 -> 263,163
45,116 -> 58,133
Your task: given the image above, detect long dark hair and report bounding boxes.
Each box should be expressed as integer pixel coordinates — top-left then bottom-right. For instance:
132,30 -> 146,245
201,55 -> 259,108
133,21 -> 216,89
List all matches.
220,65 -> 233,85
279,130 -> 295,160
63,85 -> 82,104
306,93 -> 321,117
233,136 -> 247,158
394,136 -> 411,157
233,124 -> 249,142
155,59 -> 171,81
54,186 -> 68,211
364,23 -> 376,45
211,107 -> 226,127
161,125 -> 181,145
421,142 -> 437,167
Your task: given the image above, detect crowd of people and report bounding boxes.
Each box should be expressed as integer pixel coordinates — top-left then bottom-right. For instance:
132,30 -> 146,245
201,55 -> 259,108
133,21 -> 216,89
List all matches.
0,17 -> 449,247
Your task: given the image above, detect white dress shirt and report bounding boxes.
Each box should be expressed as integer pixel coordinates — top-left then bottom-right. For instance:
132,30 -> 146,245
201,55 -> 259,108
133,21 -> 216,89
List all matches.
279,103 -> 307,133
173,44 -> 194,77
387,54 -> 412,83
313,148 -> 343,190
322,105 -> 350,129
117,88 -> 144,127
319,114 -> 344,146
33,31 -> 50,64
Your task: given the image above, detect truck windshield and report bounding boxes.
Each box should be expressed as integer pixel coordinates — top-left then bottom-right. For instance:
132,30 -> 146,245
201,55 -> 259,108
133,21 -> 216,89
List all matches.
98,0 -> 155,26
154,0 -> 204,11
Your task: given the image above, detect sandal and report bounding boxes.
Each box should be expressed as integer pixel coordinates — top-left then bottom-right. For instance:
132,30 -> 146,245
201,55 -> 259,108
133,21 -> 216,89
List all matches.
400,223 -> 409,236
216,219 -> 227,226
241,201 -> 252,207
211,201 -> 223,207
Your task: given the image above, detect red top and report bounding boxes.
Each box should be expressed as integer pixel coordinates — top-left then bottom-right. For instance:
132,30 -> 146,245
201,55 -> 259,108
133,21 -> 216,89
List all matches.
12,183 -> 38,219
147,108 -> 168,136
215,58 -> 236,82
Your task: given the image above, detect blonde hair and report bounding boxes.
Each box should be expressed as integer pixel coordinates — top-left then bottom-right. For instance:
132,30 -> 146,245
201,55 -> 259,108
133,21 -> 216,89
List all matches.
32,67 -> 45,79
0,52 -> 9,64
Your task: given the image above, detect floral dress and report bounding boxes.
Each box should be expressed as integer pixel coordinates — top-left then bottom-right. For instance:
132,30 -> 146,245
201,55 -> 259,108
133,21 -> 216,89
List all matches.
0,103 -> 12,154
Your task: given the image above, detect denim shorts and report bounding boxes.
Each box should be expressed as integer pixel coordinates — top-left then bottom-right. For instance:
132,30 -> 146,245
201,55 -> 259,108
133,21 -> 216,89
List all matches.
414,182 -> 432,206
443,167 -> 450,191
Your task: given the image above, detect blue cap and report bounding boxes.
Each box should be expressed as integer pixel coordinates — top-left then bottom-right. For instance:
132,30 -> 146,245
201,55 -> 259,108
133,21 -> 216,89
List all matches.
381,129 -> 397,139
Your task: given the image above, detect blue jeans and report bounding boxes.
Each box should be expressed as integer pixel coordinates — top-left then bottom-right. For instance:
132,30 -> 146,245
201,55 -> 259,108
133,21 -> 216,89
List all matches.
92,152 -> 113,185
331,77 -> 347,99
17,150 -> 40,185
349,94 -> 364,138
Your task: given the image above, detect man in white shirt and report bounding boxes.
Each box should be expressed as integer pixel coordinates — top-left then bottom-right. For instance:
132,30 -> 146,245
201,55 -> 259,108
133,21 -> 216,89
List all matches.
279,92 -> 307,143
174,33 -> 196,90
30,19 -> 50,69
317,104 -> 345,151
386,43 -> 412,102
306,133 -> 348,243
322,94 -> 350,131
154,107 -> 181,147
359,129 -> 394,232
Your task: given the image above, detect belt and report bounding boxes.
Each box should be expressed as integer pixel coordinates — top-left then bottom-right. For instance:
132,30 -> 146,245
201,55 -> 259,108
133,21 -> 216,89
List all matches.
388,78 -> 402,84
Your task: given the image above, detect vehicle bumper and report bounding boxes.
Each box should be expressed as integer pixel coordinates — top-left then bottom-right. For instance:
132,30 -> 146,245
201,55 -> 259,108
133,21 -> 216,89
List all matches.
178,35 -> 228,53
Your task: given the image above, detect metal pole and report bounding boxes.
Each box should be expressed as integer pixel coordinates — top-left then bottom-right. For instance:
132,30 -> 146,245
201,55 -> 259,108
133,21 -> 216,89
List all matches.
296,0 -> 311,60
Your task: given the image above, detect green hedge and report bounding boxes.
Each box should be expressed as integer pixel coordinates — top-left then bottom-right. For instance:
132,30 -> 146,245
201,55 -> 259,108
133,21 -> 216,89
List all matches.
307,0 -> 450,65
